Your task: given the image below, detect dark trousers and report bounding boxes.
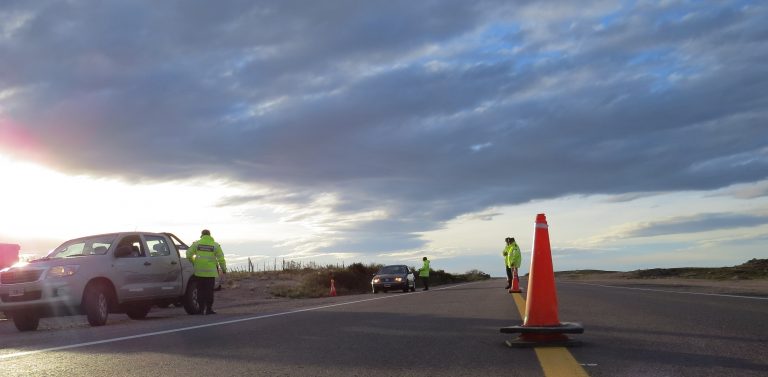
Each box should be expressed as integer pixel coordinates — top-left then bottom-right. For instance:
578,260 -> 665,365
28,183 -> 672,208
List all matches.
196,276 -> 216,312
420,276 -> 429,290
505,267 -> 512,287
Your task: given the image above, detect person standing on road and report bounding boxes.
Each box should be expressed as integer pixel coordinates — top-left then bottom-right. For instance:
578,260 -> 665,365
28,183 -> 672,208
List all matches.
187,229 -> 227,315
418,256 -> 430,291
503,237 -> 512,289
504,237 -> 521,290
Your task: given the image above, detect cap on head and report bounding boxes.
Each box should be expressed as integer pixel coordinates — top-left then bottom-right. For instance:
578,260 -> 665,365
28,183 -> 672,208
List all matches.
505,237 -> 511,242
422,257 -> 427,261
201,229 -> 211,236
510,237 -> 515,242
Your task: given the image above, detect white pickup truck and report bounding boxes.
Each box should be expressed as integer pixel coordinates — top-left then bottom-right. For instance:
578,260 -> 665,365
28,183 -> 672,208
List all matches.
0,231 -> 212,331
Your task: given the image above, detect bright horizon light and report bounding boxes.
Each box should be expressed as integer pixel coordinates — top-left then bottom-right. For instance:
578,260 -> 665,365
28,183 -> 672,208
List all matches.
0,154 -> 310,257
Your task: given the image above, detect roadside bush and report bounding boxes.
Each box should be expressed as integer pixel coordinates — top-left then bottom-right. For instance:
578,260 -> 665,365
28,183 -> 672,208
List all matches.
331,262 -> 383,293
271,262 -> 383,298
463,269 -> 492,281
269,262 -> 491,298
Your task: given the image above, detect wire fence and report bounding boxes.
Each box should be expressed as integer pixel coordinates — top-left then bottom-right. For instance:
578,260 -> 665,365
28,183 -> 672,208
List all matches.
229,258 -> 348,273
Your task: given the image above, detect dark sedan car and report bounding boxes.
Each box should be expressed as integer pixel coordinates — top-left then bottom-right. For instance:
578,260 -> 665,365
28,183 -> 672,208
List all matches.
371,264 -> 415,293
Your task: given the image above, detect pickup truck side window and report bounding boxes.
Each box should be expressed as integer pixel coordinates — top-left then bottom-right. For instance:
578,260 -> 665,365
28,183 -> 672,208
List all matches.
115,235 -> 145,258
146,236 -> 171,257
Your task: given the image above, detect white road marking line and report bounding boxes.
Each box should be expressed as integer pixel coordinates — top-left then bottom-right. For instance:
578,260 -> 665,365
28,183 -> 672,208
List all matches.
0,281 -> 475,360
571,282 -> 768,300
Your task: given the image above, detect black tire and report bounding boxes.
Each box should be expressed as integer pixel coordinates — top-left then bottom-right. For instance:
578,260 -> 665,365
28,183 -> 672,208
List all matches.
12,312 -> 40,332
183,279 -> 202,315
84,283 -> 110,326
402,285 -> 409,293
126,304 -> 151,320
383,289 -> 388,293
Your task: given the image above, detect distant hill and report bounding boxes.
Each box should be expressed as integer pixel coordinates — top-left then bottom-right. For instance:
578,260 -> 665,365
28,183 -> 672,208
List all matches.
554,258 -> 768,280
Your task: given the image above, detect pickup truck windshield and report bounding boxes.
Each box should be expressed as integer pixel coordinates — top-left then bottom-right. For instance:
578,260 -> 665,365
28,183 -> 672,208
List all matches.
379,266 -> 408,275
46,235 -> 116,259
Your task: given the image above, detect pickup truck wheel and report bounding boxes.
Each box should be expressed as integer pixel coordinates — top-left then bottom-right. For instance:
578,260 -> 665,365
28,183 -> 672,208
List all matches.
126,305 -> 151,320
183,279 -> 202,315
12,312 -> 40,332
84,284 -> 110,326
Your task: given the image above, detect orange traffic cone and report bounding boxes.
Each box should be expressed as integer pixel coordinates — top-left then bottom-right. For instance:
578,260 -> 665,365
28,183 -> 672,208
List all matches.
329,278 -> 337,297
500,213 -> 583,347
509,269 -> 522,294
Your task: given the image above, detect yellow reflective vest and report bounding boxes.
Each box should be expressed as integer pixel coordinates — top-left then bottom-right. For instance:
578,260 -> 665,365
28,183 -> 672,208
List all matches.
503,242 -> 521,269
419,259 -> 430,277
186,235 -> 227,278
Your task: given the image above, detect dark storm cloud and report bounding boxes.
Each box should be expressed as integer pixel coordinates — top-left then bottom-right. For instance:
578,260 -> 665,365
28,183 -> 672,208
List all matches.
1,1 -> 766,254
627,213 -> 768,238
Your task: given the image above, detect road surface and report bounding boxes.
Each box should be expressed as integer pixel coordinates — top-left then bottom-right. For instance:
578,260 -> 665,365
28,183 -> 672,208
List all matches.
1,278 -> 766,376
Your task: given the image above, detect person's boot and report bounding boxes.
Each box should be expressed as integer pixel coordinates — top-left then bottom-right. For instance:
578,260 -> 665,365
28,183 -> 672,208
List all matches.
505,279 -> 511,289
206,308 -> 217,315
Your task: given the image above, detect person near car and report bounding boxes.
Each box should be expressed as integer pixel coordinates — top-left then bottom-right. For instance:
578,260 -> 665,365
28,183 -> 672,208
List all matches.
502,237 -> 512,289
186,229 -> 227,315
503,237 -> 521,290
418,256 -> 430,291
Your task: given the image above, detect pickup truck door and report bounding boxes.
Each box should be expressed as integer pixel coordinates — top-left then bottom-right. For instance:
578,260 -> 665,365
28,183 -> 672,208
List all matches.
112,235 -> 154,300
142,234 -> 182,298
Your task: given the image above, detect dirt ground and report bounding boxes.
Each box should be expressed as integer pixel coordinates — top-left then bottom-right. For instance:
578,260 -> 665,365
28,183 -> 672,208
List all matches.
213,272 -> 301,307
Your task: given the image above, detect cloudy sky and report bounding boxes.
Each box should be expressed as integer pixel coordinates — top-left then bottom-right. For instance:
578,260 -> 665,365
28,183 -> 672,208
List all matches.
1,0 -> 766,276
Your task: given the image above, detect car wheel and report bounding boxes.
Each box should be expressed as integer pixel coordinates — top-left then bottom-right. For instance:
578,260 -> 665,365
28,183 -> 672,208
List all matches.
183,279 -> 203,315
84,283 -> 110,326
402,285 -> 409,293
12,311 -> 40,332
126,304 -> 151,320
383,289 -> 388,293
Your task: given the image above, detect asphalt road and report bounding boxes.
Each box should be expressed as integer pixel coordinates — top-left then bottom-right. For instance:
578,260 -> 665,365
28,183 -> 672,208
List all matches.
1,278 -> 766,377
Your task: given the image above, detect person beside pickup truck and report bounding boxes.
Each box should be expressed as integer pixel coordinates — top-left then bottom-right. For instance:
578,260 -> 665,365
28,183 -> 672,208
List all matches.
186,229 -> 227,315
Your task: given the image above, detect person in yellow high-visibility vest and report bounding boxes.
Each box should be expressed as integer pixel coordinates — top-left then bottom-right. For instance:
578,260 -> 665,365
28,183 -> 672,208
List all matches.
187,229 -> 227,315
418,256 -> 430,291
502,237 -> 521,290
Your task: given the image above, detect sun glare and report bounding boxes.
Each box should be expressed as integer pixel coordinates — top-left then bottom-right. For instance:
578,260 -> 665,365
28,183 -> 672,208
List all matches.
0,154 -> 307,255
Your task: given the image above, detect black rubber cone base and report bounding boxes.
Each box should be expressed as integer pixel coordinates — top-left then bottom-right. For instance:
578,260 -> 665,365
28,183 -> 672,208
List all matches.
505,337 -> 582,348
500,322 -> 584,334
500,322 -> 583,347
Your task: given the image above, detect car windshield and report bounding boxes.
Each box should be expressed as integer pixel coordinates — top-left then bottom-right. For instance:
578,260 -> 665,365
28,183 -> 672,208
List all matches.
379,265 -> 408,275
46,235 -> 116,259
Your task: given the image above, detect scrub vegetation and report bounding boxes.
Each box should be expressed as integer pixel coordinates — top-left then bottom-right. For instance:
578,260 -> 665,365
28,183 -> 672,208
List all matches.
555,259 -> 768,280
224,262 -> 491,298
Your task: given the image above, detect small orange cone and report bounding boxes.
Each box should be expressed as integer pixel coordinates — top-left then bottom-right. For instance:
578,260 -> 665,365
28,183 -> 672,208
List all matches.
329,278 -> 337,297
500,213 -> 583,347
509,269 -> 522,293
